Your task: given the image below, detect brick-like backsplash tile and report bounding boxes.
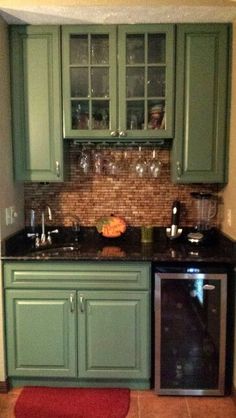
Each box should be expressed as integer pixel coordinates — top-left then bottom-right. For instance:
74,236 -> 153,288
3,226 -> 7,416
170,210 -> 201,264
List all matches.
24,146 -> 218,228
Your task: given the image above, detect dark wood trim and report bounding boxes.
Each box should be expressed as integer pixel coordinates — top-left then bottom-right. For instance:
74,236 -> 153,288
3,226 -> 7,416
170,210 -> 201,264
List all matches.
0,379 -> 9,393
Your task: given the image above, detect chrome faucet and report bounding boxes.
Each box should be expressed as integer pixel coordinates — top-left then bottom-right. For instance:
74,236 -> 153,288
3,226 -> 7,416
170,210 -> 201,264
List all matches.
27,205 -> 59,248
41,205 -> 52,244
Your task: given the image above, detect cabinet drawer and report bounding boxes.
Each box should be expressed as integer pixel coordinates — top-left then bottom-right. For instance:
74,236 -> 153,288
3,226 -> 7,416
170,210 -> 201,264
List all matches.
4,261 -> 151,290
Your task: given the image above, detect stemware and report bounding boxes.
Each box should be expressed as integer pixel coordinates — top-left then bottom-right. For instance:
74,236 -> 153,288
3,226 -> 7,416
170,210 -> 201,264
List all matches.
148,149 -> 162,178
106,154 -> 120,176
77,147 -> 91,175
133,146 -> 147,178
93,147 -> 104,175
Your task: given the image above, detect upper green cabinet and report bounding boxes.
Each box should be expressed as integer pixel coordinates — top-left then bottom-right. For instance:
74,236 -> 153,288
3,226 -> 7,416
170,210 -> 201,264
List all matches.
10,26 -> 64,182
62,24 -> 175,141
171,24 -> 230,183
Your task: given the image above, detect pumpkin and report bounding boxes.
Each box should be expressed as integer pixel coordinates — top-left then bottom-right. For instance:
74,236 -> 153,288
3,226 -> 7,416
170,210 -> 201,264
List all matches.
96,215 -> 127,238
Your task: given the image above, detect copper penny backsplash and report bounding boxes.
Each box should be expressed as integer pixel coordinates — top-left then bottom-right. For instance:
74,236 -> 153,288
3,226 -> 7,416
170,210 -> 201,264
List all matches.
24,145 -> 219,228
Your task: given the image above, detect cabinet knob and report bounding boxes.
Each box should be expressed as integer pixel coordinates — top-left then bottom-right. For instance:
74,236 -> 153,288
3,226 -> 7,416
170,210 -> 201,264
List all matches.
56,161 -> 60,177
110,130 -> 118,137
119,131 -> 127,138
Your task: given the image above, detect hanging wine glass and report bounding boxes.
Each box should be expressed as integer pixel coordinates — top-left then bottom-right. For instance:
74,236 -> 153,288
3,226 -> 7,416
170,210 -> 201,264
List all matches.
77,146 -> 91,175
148,149 -> 162,178
118,150 -> 129,175
106,151 -> 120,176
133,146 -> 147,178
93,147 -> 104,175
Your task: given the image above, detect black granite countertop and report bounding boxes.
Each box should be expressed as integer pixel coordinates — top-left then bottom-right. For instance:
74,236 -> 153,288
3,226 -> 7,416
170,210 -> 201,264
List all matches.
1,226 -> 236,265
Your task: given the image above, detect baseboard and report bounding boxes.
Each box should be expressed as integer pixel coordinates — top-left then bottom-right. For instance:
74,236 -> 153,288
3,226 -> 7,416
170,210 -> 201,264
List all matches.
0,379 -> 9,393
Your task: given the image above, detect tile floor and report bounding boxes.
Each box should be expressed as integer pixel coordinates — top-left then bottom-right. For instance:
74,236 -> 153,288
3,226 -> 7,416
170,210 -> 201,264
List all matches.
0,388 -> 236,417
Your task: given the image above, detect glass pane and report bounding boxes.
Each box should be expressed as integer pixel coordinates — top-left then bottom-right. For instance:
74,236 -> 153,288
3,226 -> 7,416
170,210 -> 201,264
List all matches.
148,67 -> 166,97
160,279 -> 221,390
126,35 -> 144,64
70,68 -> 88,97
148,34 -> 166,64
91,35 -> 109,65
91,67 -> 109,97
148,100 -> 165,130
126,101 -> 144,130
70,35 -> 88,65
126,67 -> 145,98
92,100 -> 110,129
71,100 -> 89,130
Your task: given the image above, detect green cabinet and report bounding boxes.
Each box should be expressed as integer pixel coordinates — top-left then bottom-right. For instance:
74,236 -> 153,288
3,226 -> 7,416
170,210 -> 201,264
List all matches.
4,261 -> 151,387
5,290 -> 77,377
10,26 -> 64,181
171,24 -> 230,183
62,24 -> 175,141
78,291 -> 149,379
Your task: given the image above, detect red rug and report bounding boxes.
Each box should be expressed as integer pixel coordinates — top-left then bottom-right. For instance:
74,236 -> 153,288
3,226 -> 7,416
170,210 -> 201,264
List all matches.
14,386 -> 130,418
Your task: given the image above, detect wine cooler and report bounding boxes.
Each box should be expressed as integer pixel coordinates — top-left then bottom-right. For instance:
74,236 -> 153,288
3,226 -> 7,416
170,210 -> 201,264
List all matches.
155,266 -> 228,395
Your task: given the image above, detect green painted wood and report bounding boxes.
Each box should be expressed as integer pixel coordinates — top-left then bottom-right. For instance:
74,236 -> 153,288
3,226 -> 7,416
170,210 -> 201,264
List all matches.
10,26 -> 63,181
4,262 -> 151,383
171,24 -> 230,183
5,290 -> 77,377
62,25 -> 117,139
118,24 -> 175,139
77,291 -> 150,379
9,377 -> 150,389
4,261 -> 151,290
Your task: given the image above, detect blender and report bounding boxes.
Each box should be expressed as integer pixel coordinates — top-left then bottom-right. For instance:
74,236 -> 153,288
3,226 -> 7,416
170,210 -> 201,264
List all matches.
188,192 -> 218,243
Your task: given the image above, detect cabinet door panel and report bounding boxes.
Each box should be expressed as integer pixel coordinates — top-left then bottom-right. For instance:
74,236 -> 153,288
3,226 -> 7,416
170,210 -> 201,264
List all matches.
5,290 -> 77,377
172,24 -> 229,183
78,291 -> 150,379
10,26 -> 63,181
62,25 -> 117,139
118,24 -> 175,139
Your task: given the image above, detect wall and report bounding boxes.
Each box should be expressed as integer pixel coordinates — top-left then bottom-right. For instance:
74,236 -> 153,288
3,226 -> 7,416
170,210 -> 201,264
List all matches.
219,21 -> 236,391
220,23 -> 236,240
24,146 -> 218,228
0,16 -> 24,384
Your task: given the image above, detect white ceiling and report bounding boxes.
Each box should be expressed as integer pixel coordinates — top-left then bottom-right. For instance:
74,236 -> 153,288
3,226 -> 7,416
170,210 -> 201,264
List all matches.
0,5 -> 236,25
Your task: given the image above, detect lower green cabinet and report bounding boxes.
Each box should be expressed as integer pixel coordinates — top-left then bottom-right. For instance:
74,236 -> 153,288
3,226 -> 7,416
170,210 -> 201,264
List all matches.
5,290 -> 77,378
78,291 -> 149,379
4,261 -> 151,387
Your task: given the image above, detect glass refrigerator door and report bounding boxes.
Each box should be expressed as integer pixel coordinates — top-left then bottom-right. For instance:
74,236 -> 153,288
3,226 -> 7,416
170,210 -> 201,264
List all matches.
155,273 -> 227,395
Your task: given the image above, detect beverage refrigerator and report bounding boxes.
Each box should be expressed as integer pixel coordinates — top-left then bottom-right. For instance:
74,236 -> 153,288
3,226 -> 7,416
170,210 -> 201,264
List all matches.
154,264 -> 233,396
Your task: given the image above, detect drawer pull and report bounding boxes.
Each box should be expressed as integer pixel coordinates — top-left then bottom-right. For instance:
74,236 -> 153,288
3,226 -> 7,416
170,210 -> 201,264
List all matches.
79,295 -> 85,313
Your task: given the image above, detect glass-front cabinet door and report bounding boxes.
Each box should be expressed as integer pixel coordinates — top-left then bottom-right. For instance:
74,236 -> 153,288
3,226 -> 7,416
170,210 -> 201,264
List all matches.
118,25 -> 175,139
62,25 -> 175,141
62,26 -> 117,138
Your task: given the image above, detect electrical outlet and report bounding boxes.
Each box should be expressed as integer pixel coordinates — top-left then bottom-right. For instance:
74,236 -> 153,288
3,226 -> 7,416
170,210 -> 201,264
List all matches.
5,206 -> 18,225
226,209 -> 232,227
5,207 -> 12,225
